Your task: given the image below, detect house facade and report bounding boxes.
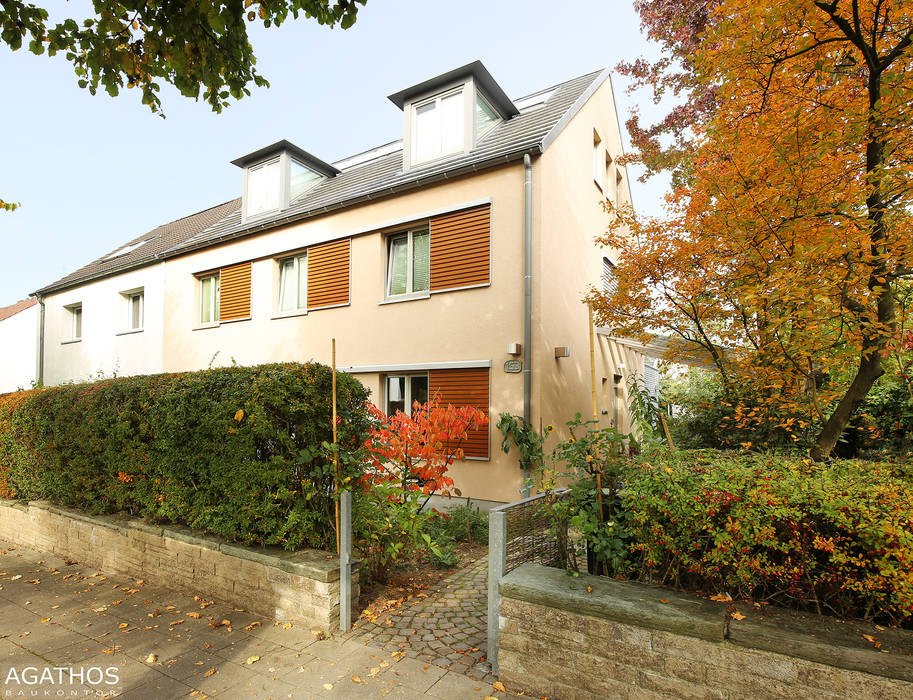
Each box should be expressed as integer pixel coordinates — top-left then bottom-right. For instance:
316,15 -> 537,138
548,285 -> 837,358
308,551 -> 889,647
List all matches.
0,299 -> 38,394
35,62 -> 646,504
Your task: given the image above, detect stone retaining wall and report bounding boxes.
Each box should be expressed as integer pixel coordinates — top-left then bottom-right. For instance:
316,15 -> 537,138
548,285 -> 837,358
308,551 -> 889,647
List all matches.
498,563 -> 913,700
0,499 -> 358,632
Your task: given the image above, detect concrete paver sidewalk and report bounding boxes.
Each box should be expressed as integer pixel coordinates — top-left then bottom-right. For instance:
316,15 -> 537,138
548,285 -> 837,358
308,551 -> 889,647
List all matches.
0,541 -> 505,699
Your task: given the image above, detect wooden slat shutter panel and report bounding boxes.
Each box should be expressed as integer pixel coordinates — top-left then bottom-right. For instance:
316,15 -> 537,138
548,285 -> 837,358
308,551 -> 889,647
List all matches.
429,204 -> 490,292
219,261 -> 251,321
428,367 -> 490,459
307,238 -> 350,310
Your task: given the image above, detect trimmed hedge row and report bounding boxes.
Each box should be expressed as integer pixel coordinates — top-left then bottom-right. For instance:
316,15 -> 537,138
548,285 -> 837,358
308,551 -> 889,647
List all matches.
622,451 -> 913,624
0,363 -> 370,551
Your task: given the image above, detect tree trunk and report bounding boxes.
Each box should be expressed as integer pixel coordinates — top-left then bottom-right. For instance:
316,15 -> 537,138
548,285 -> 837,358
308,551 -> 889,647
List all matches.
810,349 -> 884,460
810,33 -> 897,460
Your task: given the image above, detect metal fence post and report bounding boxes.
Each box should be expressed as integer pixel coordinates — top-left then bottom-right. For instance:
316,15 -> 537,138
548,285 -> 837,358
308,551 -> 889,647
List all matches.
487,508 -> 507,675
339,490 -> 352,632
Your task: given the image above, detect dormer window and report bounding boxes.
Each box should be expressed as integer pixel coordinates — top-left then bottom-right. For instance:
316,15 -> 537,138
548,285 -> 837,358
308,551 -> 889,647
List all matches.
388,61 -> 520,171
475,93 -> 499,138
246,157 -> 281,218
290,160 -> 321,200
412,89 -> 465,164
231,140 -> 340,224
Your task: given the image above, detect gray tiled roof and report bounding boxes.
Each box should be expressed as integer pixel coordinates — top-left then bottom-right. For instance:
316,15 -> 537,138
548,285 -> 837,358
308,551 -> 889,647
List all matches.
36,68 -> 607,295
36,199 -> 241,295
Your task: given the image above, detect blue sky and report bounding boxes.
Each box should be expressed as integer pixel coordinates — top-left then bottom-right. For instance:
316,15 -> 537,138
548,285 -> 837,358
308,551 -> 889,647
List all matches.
0,0 -> 669,305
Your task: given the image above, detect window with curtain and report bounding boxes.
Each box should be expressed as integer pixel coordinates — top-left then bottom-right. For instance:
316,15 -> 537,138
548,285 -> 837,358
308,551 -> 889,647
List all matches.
387,228 -> 430,297
385,374 -> 429,417
278,253 -> 307,312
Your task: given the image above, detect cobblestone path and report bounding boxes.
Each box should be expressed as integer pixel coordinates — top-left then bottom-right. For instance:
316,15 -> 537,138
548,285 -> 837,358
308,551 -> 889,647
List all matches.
345,556 -> 492,680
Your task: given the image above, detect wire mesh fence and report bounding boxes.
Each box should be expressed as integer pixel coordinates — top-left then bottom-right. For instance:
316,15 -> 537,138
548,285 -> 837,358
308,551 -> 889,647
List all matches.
501,489 -> 570,574
487,489 -> 570,673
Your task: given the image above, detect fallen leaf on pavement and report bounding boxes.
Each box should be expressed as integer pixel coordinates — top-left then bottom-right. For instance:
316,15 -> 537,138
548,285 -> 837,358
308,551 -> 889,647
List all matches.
187,612 -> 202,619
169,620 -> 184,627
245,656 -> 260,665
282,622 -> 292,630
352,676 -> 363,684
659,599 -> 670,604
323,684 -> 333,691
710,593 -> 732,602
145,654 -> 157,664
731,611 -> 746,621
493,681 -> 506,692
202,668 -> 216,678
244,622 -> 261,631
40,618 -> 50,623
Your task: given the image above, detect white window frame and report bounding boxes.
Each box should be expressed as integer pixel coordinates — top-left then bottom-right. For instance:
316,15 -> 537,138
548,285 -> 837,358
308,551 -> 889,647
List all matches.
277,253 -> 308,313
120,289 -> 144,332
385,227 -> 430,299
410,87 -> 465,165
65,303 -> 82,341
384,372 -> 430,417
199,273 -> 220,325
244,156 -> 282,220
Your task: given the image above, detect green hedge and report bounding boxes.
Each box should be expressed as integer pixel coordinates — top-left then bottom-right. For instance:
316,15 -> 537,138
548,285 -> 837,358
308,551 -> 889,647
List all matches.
620,451 -> 913,624
3,363 -> 369,551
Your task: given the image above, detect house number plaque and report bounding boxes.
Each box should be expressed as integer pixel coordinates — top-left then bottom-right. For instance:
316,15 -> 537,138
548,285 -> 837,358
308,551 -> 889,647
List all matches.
503,359 -> 522,373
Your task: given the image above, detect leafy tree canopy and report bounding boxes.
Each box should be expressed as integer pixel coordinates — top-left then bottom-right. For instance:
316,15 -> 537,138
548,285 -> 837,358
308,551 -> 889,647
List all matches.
1,1 -> 365,113
0,1 -> 366,209
594,0 -> 913,460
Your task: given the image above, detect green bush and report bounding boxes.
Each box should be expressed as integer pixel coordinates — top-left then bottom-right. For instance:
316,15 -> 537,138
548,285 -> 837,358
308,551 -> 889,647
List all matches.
6,363 -> 370,551
426,503 -> 489,545
621,451 -> 913,624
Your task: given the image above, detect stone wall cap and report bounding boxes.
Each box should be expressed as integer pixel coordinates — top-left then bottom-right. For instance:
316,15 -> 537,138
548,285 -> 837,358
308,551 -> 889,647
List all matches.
34,502 -> 129,535
500,563 -> 728,642
0,498 -> 28,512
728,606 -> 913,683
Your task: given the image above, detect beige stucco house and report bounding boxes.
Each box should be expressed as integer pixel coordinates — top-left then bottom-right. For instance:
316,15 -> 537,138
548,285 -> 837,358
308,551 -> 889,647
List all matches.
34,62 -> 648,504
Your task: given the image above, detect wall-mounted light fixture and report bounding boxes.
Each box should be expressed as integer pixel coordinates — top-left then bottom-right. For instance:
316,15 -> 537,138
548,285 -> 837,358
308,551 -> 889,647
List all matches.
554,346 -> 570,358
507,343 -> 522,356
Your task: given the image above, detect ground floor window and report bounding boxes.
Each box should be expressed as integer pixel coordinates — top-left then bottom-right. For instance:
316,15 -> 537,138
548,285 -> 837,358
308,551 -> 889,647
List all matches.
385,373 -> 429,416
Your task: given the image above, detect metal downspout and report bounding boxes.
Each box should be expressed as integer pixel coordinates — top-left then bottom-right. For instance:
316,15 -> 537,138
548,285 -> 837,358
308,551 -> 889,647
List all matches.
37,295 -> 45,387
522,154 -> 533,496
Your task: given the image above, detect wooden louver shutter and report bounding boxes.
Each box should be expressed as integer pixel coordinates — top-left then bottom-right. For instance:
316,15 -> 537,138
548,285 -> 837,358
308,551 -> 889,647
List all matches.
429,204 -> 490,292
429,367 -> 489,459
307,238 -> 350,310
219,261 -> 251,321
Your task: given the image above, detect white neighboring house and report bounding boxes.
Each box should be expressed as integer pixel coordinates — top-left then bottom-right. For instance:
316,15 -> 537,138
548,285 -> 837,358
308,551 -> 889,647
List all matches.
0,299 -> 38,393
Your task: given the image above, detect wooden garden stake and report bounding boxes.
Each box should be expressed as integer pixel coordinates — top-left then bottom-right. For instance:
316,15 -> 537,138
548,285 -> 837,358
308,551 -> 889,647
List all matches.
332,338 -> 340,554
587,304 -> 608,576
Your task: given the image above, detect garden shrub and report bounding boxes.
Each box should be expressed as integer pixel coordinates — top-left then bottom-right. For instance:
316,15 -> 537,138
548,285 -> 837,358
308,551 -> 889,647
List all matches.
621,451 -> 913,625
6,363 -> 370,551
0,389 -> 41,498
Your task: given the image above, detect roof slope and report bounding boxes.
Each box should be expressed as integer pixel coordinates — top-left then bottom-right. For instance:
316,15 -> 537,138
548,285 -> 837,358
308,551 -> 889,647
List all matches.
37,67 -> 609,294
0,298 -> 37,323
170,69 -> 608,256
36,199 -> 241,295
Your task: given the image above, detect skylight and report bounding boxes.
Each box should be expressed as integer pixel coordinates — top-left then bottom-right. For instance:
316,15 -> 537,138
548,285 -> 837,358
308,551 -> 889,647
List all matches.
104,239 -> 151,261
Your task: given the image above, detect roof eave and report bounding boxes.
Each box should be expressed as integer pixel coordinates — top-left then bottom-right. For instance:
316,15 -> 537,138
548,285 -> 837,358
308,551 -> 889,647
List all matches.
33,254 -> 161,297
388,60 -> 520,118
230,139 -> 341,177
166,146 -> 543,259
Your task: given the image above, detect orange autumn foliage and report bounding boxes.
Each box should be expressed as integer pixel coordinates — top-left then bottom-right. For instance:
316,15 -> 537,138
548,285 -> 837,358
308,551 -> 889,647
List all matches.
592,0 -> 913,457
